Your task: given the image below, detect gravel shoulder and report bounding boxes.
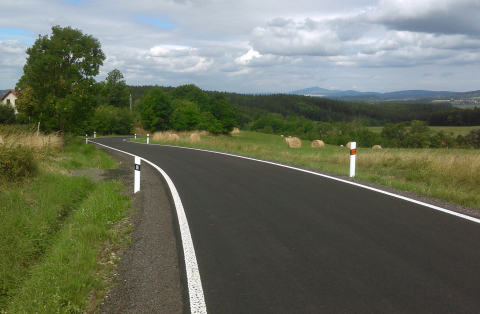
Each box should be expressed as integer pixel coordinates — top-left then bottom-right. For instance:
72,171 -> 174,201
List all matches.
95,146 -> 183,314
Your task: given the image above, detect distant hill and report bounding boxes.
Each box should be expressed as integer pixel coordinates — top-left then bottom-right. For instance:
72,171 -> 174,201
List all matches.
288,87 -> 454,102
447,90 -> 480,100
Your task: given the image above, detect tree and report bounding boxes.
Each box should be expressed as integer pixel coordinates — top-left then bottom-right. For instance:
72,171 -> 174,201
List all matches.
16,26 -> 105,135
140,87 -> 173,132
170,84 -> 209,110
171,99 -> 201,131
103,69 -> 129,107
205,93 -> 237,133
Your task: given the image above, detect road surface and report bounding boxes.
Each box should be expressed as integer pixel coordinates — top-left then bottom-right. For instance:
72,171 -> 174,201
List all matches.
92,137 -> 480,314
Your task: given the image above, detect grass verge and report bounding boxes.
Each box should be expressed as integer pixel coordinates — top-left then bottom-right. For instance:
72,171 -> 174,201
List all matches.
0,136 -> 131,313
135,131 -> 480,210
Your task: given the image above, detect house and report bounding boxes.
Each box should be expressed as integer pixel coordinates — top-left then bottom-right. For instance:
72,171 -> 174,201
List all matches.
0,90 -> 18,113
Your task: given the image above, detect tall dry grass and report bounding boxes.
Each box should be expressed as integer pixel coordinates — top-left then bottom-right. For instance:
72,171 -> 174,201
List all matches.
0,130 -> 63,149
0,127 -> 64,182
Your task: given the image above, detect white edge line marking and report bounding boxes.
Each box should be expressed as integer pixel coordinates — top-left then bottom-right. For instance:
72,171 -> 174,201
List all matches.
89,140 -> 207,314
132,139 -> 480,225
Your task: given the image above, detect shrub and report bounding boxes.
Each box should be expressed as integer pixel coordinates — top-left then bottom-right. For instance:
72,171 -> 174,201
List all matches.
0,104 -> 16,124
0,144 -> 38,181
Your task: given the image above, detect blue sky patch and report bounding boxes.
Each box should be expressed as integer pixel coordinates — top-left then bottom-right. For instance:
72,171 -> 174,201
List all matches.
0,28 -> 33,36
0,28 -> 34,44
135,16 -> 177,29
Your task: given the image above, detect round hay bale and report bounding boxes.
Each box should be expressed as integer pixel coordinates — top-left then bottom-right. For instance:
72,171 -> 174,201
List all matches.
372,145 -> 382,149
311,140 -> 325,148
230,127 -> 240,134
346,142 -> 352,149
287,137 -> 301,148
280,135 -> 284,137
283,137 -> 288,143
340,145 -> 344,147
190,133 -> 201,143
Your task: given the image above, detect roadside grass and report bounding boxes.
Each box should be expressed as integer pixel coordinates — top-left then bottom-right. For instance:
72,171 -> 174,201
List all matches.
0,136 -> 131,313
135,131 -> 480,210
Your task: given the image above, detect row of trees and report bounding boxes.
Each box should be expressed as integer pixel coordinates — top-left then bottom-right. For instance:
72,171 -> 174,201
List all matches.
140,85 -> 237,134
429,107 -> 480,126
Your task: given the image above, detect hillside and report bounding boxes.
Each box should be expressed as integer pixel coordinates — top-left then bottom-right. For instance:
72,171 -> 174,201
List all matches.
288,86 -> 454,103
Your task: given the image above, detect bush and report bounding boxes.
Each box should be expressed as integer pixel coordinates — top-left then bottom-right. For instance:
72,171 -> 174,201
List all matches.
89,105 -> 133,135
0,145 -> 38,181
0,104 -> 16,124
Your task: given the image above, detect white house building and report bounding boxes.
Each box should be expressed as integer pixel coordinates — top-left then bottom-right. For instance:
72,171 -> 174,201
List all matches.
0,90 -> 18,113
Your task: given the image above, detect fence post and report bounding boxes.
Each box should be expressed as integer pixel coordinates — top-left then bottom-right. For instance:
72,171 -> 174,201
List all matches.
147,134 -> 150,144
350,142 -> 356,178
134,156 -> 141,193
135,133 -> 137,139
94,131 -> 96,138
85,134 -> 88,144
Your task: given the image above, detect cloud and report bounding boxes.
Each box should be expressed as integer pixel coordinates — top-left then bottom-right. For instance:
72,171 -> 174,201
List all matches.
363,0 -> 480,36
250,18 -> 345,56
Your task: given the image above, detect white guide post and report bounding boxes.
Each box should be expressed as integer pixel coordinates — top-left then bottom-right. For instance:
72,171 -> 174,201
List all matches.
94,131 -> 96,138
350,142 -> 356,178
147,134 -> 150,144
85,134 -> 88,144
135,133 -> 137,139
134,156 -> 141,193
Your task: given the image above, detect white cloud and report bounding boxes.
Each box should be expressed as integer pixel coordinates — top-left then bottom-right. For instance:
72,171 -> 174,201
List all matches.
250,18 -> 344,56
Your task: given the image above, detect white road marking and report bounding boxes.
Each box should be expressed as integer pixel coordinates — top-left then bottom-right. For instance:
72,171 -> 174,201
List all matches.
89,140 -> 207,314
133,140 -> 480,225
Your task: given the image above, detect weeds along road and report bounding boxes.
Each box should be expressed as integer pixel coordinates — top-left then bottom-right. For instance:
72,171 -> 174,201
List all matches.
93,137 -> 480,314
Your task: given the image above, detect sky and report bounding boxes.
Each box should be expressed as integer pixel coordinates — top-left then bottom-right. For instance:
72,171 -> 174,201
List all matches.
1,0 -> 480,94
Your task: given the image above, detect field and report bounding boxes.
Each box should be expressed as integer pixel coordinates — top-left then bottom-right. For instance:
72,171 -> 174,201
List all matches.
135,131 -> 480,210
368,125 -> 480,136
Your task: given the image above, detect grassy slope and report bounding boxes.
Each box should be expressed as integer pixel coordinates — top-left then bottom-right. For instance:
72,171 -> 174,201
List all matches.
136,131 -> 480,210
0,137 -> 131,313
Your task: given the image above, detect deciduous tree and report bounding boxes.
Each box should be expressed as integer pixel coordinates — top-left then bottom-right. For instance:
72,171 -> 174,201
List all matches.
16,26 -> 105,135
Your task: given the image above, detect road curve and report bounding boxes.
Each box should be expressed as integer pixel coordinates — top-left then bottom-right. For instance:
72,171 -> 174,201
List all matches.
93,137 -> 480,314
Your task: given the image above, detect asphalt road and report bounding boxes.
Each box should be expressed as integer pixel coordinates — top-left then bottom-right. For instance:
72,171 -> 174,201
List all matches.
93,137 -> 480,314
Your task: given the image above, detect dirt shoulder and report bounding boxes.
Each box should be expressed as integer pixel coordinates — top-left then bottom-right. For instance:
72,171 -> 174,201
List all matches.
95,146 -> 183,314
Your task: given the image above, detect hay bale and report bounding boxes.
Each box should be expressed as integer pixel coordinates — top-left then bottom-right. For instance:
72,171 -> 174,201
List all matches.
287,137 -> 301,148
283,137 -> 288,143
346,142 -> 352,148
230,127 -> 240,134
372,145 -> 382,149
340,145 -> 344,147
190,133 -> 201,143
311,140 -> 325,148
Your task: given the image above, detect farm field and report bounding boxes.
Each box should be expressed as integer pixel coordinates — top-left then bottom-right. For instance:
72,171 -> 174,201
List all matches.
135,130 -> 480,210
368,125 -> 480,136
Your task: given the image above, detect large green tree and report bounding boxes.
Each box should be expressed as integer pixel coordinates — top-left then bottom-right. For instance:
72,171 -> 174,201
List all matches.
102,69 -> 129,107
16,26 -> 105,134
140,87 -> 173,132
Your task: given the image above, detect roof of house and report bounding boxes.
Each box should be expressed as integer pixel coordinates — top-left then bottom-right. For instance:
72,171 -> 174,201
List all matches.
0,89 -> 18,101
